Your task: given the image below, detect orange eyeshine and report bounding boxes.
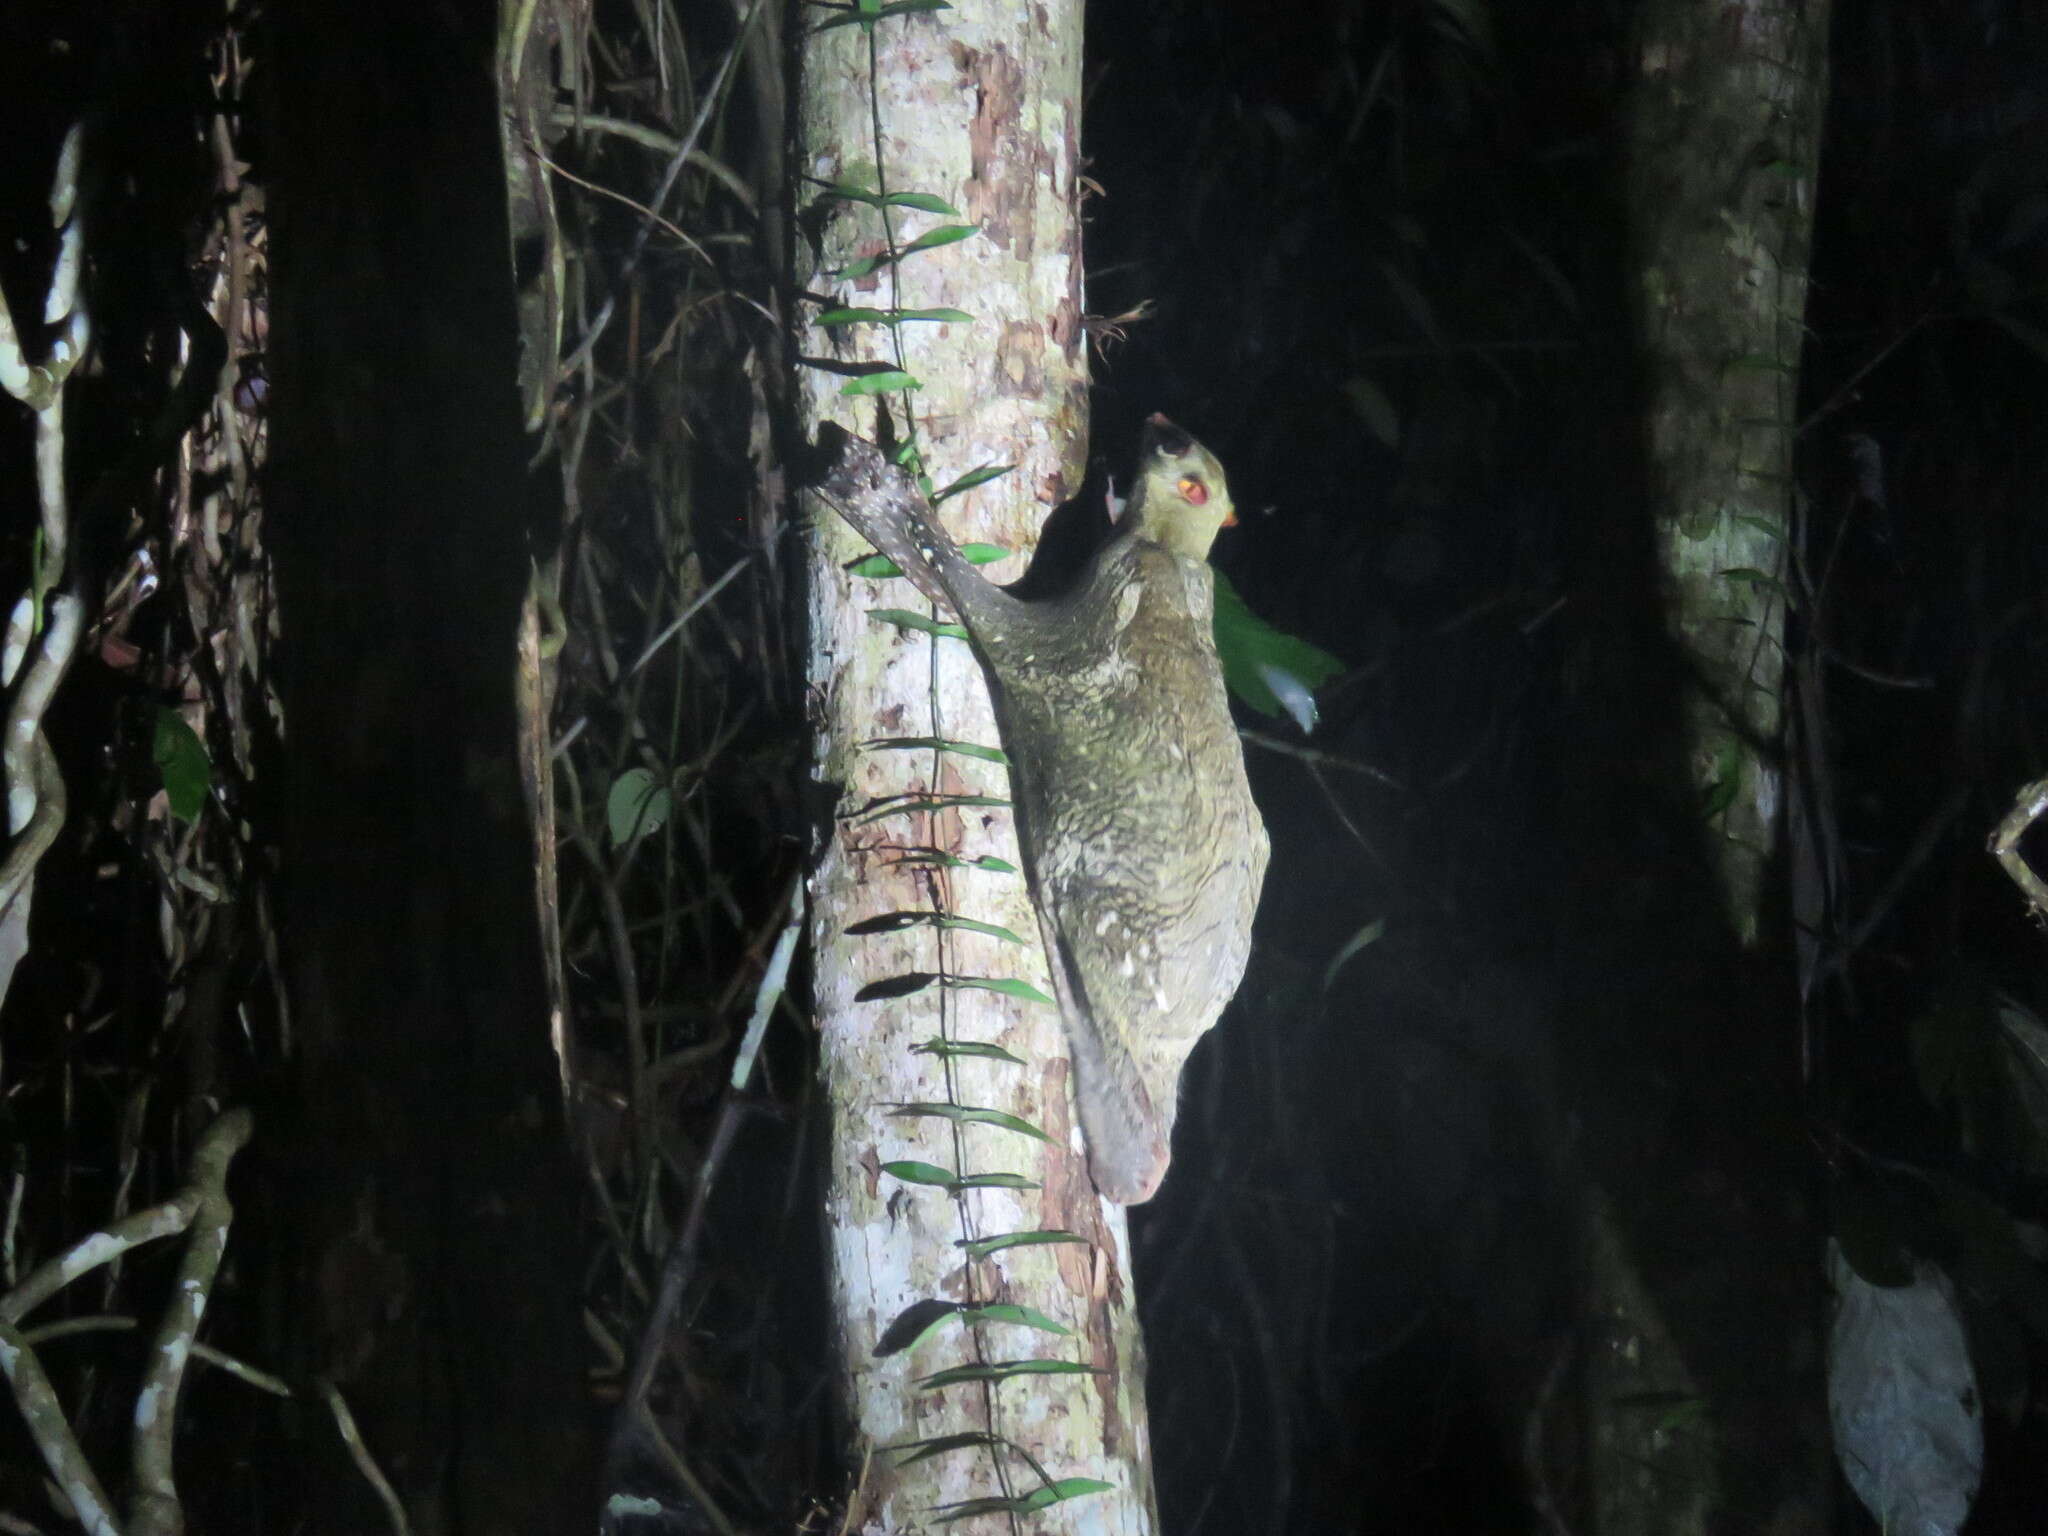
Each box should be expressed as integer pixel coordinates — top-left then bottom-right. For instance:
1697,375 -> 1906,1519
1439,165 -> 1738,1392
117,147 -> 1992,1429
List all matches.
1178,476 -> 1208,505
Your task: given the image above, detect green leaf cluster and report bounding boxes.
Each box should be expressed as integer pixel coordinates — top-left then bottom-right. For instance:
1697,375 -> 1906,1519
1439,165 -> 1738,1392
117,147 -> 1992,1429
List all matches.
1213,567 -> 1344,724
153,708 -> 211,824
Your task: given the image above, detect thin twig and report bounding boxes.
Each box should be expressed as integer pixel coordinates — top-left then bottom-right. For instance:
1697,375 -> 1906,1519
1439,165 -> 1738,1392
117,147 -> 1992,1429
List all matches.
317,1379 -> 410,1536
1990,774 -> 2048,922
627,555 -> 750,677
0,1319 -> 119,1536
129,1110 -> 254,1536
1240,727 -> 1405,789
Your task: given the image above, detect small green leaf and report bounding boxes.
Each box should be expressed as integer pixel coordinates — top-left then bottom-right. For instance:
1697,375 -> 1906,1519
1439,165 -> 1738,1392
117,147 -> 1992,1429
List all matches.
875,1300 -> 1071,1359
861,735 -> 1010,765
950,975 -> 1052,1005
1321,916 -> 1387,992
848,791 -> 1010,826
875,1298 -> 962,1356
962,1303 -> 1071,1335
1651,1396 -> 1711,1436
894,792 -> 1013,813
958,1229 -> 1088,1261
1213,568 -> 1345,720
937,914 -> 1028,944
816,305 -> 972,325
606,766 -> 671,845
879,1160 -> 1040,1196
912,1036 -> 1027,1064
866,608 -> 968,639
812,0 -> 951,28
830,222 -> 963,283
891,1103 -> 1051,1140
933,1481 -> 1110,1523
879,190 -> 960,213
882,1160 -> 960,1187
844,911 -> 925,936
856,972 -> 938,1002
931,464 -> 1015,504
849,542 -> 1008,580
1031,1479 -> 1115,1510
891,849 -> 1017,874
1700,740 -> 1743,820
1719,567 -> 1787,597
811,13 -> 871,35
811,0 -> 880,33
899,223 -> 978,255
845,911 -> 1027,943
153,708 -> 211,824
916,1358 -> 1102,1390
885,1432 -> 1008,1468
842,369 -> 922,396
1730,513 -> 1784,538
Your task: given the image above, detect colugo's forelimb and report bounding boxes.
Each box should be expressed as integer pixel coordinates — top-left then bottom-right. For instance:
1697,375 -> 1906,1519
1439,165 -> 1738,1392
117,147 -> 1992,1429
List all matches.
816,430 -> 1020,634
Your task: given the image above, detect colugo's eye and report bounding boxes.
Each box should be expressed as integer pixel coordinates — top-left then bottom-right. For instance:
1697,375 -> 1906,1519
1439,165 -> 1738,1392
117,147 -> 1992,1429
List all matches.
1178,476 -> 1208,505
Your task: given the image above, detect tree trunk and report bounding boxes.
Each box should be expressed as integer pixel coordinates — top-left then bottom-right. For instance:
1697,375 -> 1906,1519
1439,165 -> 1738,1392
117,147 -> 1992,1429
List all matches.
1629,0 -> 1827,947
1573,3 -> 1833,1532
797,5 -> 1158,1531
266,2 -> 590,1527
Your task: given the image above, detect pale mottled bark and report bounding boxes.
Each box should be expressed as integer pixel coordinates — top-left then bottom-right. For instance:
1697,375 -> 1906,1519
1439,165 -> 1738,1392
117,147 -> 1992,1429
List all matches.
1628,0 -> 1828,948
798,4 -> 1157,1531
1587,4 -> 1833,1533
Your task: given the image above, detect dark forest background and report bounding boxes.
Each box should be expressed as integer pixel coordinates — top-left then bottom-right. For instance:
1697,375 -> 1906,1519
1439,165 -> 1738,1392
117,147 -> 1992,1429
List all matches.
0,0 -> 2045,1532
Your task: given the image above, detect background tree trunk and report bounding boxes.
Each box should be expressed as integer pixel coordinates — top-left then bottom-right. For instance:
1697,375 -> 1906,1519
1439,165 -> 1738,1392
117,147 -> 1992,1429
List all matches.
797,4 -> 1158,1530
1571,2 -> 1833,1531
1630,0 -> 1826,948
266,1 -> 590,1527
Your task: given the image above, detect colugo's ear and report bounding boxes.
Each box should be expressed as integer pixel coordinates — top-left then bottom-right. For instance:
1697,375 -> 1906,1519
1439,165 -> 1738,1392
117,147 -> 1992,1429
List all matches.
1145,412 -> 1194,458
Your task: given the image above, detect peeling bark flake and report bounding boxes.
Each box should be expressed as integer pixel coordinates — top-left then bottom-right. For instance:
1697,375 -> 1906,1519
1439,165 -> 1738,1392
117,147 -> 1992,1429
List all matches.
1051,293 -> 1081,352
959,44 -> 1029,253
997,320 -> 1046,396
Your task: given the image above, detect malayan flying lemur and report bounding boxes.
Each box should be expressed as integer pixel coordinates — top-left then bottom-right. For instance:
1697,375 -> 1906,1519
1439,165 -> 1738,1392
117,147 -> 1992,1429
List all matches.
819,416 -> 1269,1203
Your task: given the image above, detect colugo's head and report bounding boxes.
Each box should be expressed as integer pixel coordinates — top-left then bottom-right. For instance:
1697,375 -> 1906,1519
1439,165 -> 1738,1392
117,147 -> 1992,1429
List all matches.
1129,413 -> 1236,559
